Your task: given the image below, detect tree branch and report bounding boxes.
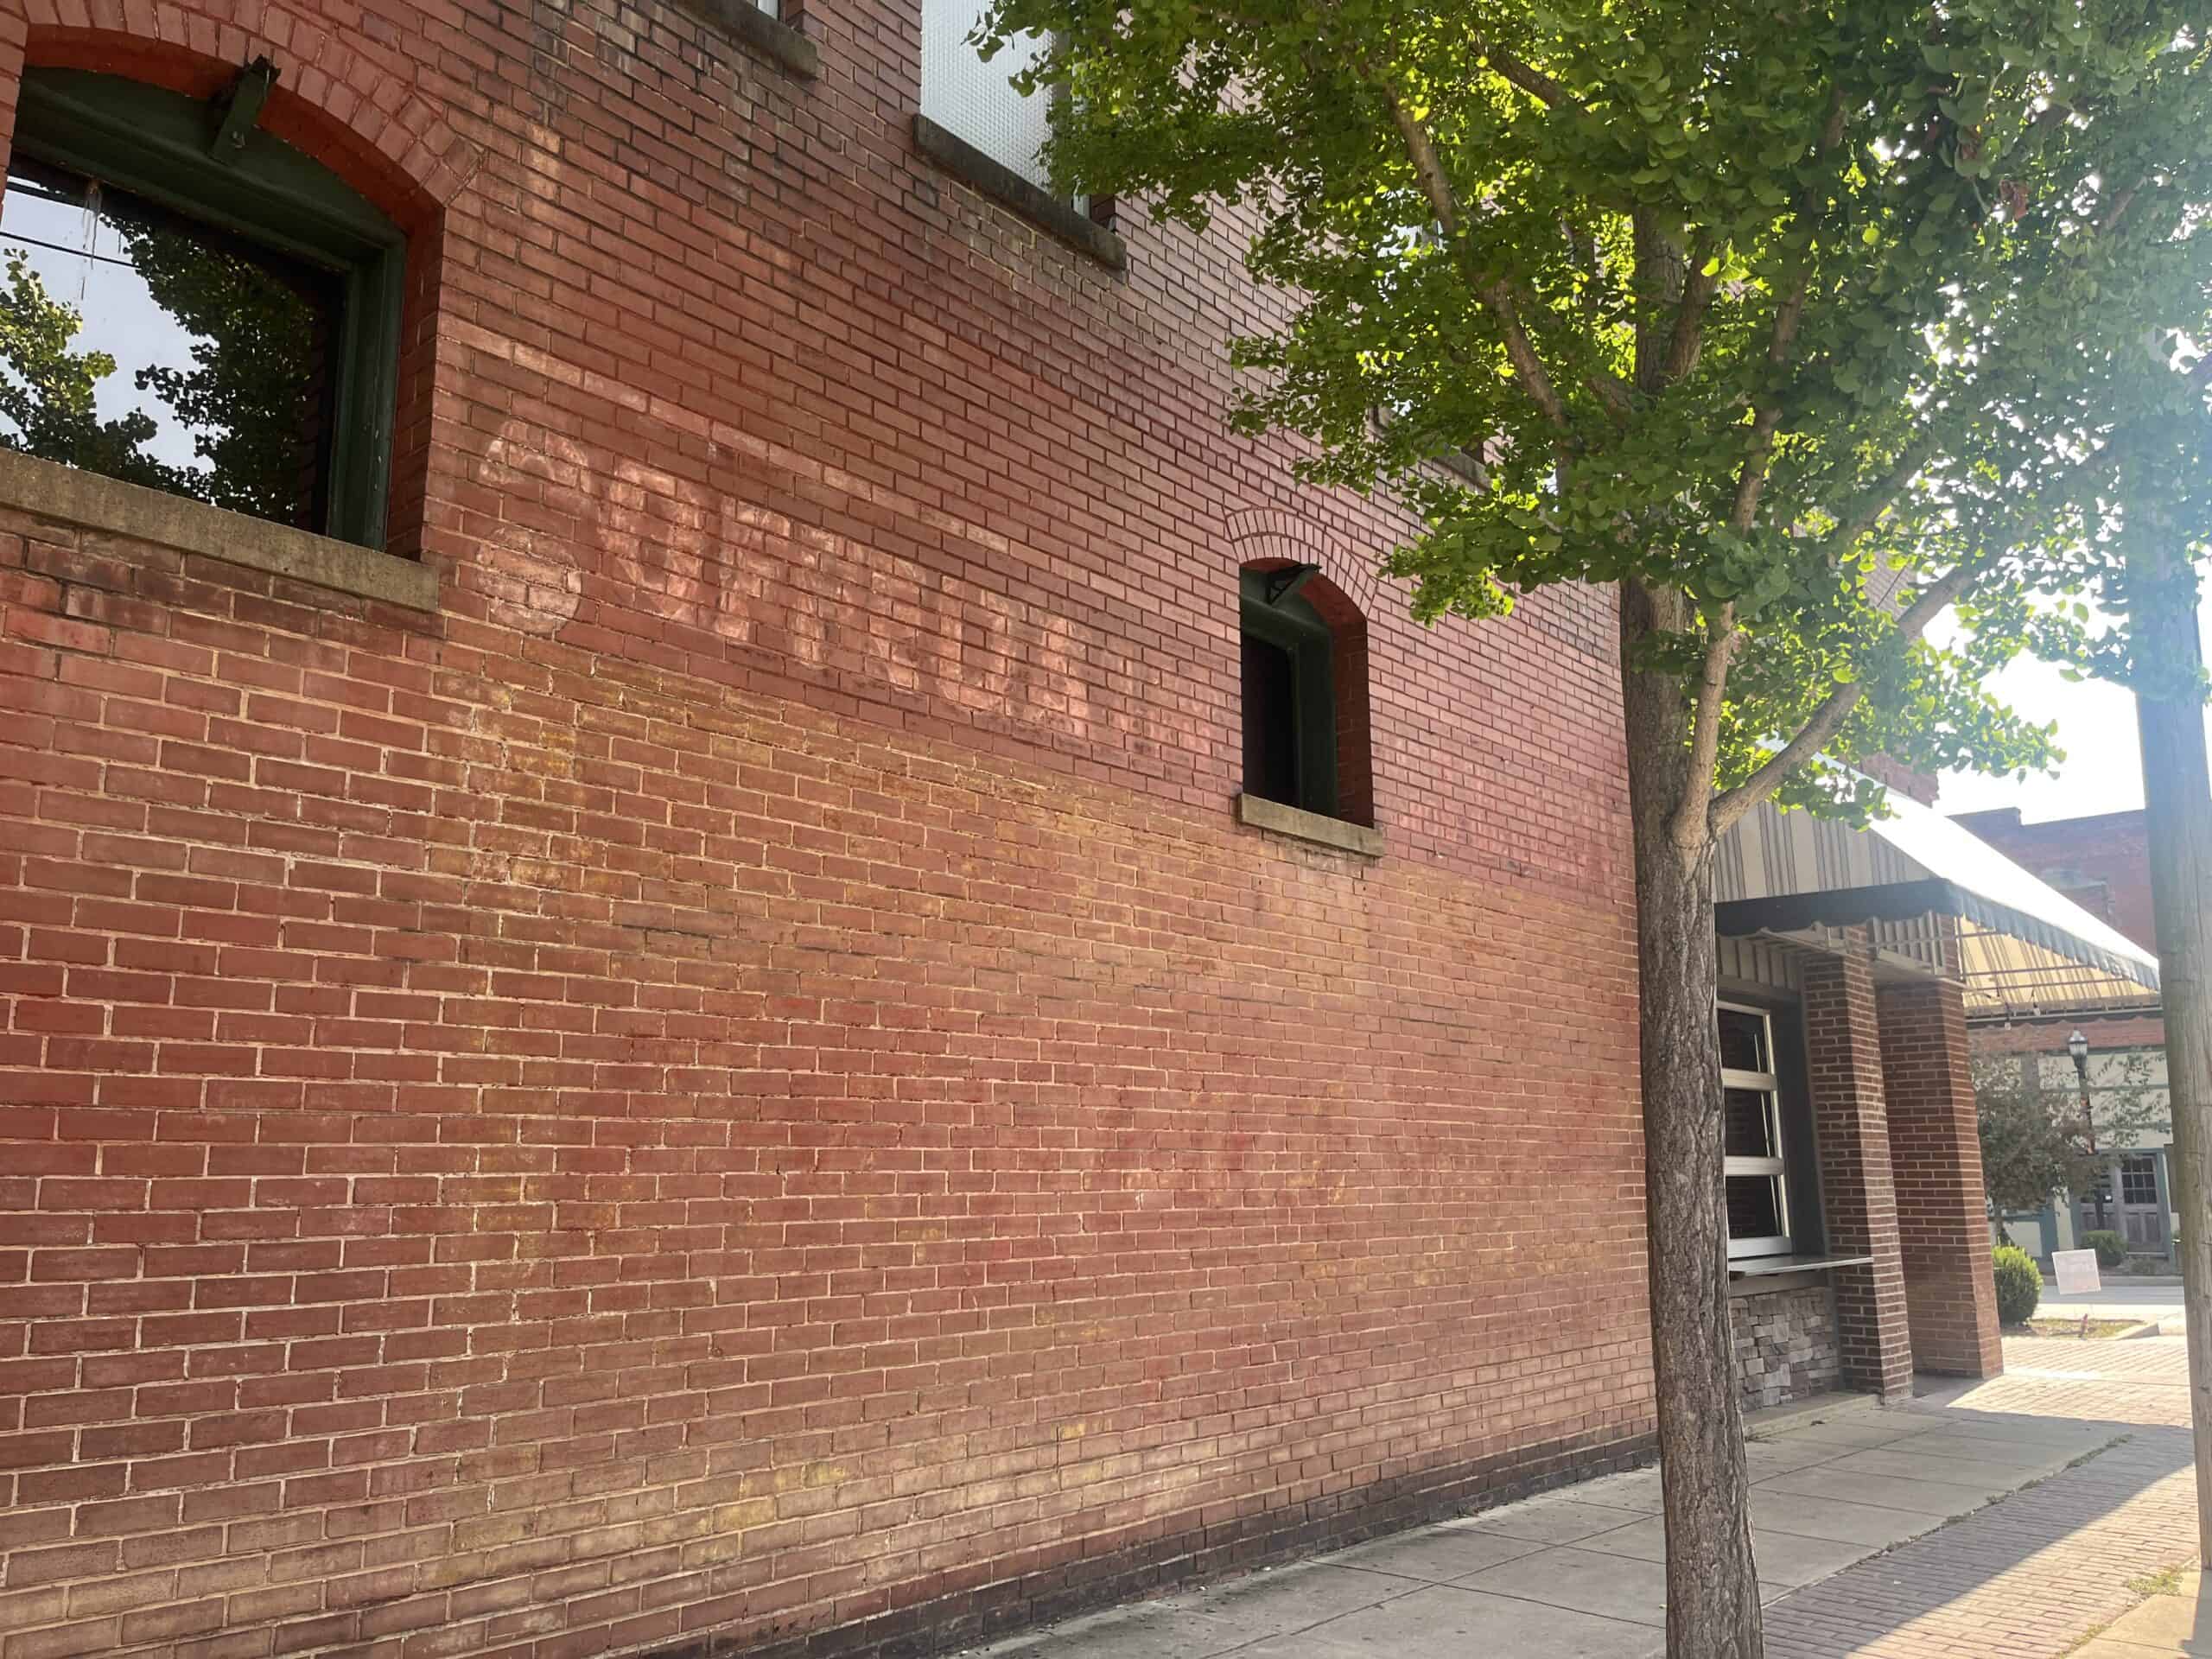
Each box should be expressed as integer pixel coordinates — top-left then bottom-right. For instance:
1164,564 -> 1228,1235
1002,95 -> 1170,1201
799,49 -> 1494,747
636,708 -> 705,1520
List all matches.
1673,603 -> 1738,854
1707,555 -> 1993,838
2099,181 -> 2142,238
1727,410 -> 1784,531
1481,44 -> 1570,108
1632,211 -> 1689,396
1723,93 -> 1846,534
1661,232 -> 1722,385
1588,371 -> 1637,423
1814,438 -> 1936,563
1484,286 -> 1572,429
1372,72 -> 1464,238
1355,55 -> 1573,429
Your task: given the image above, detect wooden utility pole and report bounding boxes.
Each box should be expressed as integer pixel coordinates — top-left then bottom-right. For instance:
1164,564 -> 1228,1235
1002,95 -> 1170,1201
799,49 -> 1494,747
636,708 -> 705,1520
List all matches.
2128,543 -> 2212,1565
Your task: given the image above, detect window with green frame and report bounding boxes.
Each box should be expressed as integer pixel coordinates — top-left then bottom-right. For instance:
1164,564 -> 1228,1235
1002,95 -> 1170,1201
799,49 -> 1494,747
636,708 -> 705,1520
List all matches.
0,65 -> 406,548
1241,567 -> 1342,819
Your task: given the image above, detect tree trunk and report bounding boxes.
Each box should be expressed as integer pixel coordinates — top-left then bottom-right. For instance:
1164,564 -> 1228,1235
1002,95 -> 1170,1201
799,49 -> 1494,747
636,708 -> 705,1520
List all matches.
2130,560 -> 2212,1567
1620,580 -> 1764,1659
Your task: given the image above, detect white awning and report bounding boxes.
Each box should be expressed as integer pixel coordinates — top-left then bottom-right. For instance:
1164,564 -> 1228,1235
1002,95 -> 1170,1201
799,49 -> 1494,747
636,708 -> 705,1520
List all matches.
1715,790 -> 2160,1020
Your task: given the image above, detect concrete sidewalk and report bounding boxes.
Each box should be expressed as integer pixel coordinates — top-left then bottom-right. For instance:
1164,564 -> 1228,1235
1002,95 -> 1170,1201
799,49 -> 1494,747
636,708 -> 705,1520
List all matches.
2079,1573 -> 2212,1655
963,1387 -> 2130,1659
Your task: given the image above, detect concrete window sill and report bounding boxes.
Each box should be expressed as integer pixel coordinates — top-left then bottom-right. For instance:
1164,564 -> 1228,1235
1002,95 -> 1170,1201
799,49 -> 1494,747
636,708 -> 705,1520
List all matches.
671,0 -> 820,79
1236,793 -> 1383,857
0,450 -> 440,611
1728,1253 -> 1877,1278
912,115 -> 1126,270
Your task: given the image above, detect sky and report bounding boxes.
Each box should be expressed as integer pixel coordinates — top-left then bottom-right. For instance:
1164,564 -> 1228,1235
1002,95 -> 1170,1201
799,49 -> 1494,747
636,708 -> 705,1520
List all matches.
1,176 -> 209,475
1936,601 -> 2212,824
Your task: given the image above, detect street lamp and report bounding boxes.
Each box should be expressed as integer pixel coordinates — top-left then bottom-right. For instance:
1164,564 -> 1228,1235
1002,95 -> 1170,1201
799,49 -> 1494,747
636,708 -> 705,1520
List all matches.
2069,1028 -> 2108,1234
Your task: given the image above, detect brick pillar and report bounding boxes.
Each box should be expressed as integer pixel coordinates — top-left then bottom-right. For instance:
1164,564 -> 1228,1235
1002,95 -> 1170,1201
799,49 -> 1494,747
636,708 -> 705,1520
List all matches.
1802,950 -> 1915,1399
1878,978 -> 2004,1378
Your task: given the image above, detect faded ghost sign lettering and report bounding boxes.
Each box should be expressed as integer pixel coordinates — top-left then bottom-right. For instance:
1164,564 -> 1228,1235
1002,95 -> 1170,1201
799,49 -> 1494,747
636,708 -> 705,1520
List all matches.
475,416 -> 1101,741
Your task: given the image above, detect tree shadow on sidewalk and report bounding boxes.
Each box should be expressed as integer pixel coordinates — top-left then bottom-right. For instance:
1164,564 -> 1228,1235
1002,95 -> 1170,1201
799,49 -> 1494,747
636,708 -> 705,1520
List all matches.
1759,1395 -> 2200,1659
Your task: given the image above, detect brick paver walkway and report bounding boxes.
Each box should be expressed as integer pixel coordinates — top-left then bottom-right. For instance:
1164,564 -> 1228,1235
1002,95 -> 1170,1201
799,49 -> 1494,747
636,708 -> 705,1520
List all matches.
1764,1334 -> 2203,1659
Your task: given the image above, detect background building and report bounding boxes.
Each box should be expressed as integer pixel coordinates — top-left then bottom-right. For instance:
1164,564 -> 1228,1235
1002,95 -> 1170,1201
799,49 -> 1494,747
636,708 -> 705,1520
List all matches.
1955,809 -> 2174,1266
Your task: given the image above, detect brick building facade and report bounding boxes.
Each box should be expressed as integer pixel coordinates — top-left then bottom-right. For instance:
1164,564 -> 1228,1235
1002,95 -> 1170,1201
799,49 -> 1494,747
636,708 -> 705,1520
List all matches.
0,3 -> 2033,1656
0,4 -> 1662,1656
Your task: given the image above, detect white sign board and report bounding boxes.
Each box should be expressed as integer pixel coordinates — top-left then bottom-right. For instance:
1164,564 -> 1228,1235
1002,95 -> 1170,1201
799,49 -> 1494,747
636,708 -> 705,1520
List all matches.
2052,1249 -> 2101,1296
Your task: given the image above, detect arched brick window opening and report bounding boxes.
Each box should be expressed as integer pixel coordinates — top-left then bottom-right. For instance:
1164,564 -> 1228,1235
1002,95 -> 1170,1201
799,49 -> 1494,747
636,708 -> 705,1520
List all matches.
1239,561 -> 1374,827
4,42 -> 445,557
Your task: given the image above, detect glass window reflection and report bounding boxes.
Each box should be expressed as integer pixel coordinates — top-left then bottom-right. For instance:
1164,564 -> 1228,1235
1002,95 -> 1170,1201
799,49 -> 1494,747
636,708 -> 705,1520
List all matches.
0,158 -> 341,531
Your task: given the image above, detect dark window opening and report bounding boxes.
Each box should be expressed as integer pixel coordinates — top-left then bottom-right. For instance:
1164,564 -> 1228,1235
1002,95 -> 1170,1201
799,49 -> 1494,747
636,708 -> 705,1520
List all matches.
1719,1001 -> 1793,1260
1242,632 -> 1300,808
1718,1007 -> 1770,1075
0,67 -> 406,548
1239,567 -> 1369,823
1723,1087 -> 1778,1160
1726,1175 -> 1784,1240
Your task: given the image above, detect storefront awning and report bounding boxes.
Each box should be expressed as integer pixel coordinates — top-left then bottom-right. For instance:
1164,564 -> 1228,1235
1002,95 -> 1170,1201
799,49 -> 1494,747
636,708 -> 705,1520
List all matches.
1714,789 -> 2161,1020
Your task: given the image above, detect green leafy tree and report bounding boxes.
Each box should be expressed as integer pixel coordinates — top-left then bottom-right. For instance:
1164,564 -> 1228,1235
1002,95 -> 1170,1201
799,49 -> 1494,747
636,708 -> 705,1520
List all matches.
115,210 -> 328,527
1974,1054 -> 2166,1218
0,202 -> 326,528
0,252 -> 190,493
975,3 -> 2212,1650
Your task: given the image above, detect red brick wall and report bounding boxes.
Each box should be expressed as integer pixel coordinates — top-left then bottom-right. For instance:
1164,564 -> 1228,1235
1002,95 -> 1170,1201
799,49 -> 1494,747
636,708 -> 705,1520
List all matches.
1878,981 -> 2000,1378
1801,950 -> 1913,1400
0,3 -> 1650,1656
1973,1013 -> 2168,1058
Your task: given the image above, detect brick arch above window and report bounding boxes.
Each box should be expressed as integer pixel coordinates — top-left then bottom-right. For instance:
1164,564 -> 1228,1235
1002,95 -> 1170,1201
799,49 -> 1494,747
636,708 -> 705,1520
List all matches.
4,9 -> 481,562
14,4 -> 482,222
1225,507 -> 1384,622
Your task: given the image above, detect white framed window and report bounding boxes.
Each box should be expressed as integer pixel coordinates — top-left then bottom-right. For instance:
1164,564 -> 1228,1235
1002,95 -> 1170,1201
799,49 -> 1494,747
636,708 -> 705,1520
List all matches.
1719,1003 -> 1792,1261
921,0 -> 1053,188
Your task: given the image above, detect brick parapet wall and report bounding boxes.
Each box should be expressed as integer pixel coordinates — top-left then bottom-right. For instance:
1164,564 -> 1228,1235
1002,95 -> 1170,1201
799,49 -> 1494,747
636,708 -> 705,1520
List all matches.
1973,1014 -> 2169,1057
1952,810 -> 2157,955
1801,951 -> 1914,1400
0,2 -> 1649,1655
1878,980 -> 2002,1379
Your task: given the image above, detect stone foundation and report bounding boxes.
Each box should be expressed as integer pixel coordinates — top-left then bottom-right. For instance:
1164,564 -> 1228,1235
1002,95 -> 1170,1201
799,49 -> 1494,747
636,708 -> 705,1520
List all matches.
1732,1284 -> 1841,1408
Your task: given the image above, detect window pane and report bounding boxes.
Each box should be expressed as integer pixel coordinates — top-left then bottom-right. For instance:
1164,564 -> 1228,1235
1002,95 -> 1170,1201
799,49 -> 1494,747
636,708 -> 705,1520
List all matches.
1723,1088 -> 1777,1160
1243,632 -> 1298,806
1718,1008 -> 1769,1075
921,0 -> 1053,187
1726,1175 -> 1783,1241
0,159 -> 341,531
2122,1157 -> 2158,1206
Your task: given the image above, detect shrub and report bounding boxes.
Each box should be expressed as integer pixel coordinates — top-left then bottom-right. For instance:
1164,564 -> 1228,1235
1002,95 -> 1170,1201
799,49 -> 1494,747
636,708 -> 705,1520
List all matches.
2084,1230 -> 2127,1268
1993,1245 -> 2042,1326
